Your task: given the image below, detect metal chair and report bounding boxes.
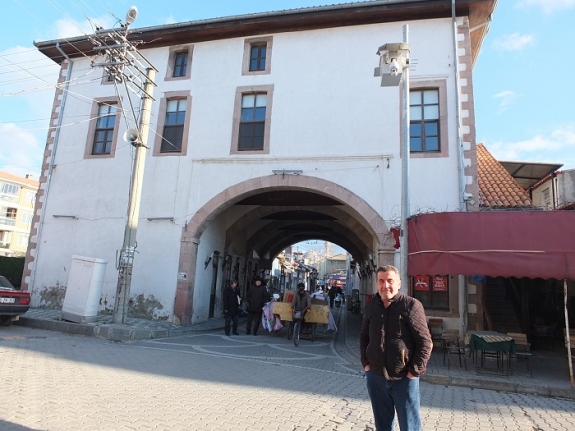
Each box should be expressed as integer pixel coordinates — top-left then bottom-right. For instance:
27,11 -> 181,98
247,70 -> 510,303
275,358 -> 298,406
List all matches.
428,318 -> 443,350
442,329 -> 467,370
507,332 -> 532,376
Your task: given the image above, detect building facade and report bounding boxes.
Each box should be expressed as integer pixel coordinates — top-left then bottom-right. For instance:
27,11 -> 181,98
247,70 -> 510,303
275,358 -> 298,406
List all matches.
0,172 -> 38,257
26,1 -> 496,326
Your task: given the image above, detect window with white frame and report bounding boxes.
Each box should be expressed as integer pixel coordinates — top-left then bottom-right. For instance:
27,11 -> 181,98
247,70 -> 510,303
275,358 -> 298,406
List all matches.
410,89 -> 439,152
17,234 -> 28,247
1,183 -> 18,195
242,37 -> 272,75
20,212 -> 33,224
25,190 -> 35,203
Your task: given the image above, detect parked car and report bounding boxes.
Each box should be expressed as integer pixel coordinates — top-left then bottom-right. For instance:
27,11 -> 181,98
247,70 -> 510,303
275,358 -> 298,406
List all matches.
0,275 -> 31,326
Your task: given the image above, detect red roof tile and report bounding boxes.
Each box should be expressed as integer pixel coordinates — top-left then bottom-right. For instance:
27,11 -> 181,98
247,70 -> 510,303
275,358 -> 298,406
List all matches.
477,144 -> 533,209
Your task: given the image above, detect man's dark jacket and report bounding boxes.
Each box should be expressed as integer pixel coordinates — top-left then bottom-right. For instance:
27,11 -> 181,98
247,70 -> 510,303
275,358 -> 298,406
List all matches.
245,283 -> 268,312
223,286 -> 241,317
360,292 -> 432,380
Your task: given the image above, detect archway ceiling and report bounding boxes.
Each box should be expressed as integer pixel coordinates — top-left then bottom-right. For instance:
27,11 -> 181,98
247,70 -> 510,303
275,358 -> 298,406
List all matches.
227,191 -> 375,265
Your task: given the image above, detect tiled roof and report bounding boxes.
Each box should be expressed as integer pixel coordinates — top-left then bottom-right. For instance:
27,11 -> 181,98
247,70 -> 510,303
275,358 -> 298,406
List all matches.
0,170 -> 39,188
477,144 -> 534,209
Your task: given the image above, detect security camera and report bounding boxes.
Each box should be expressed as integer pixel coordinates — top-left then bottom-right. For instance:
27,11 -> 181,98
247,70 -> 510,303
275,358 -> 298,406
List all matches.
388,58 -> 401,76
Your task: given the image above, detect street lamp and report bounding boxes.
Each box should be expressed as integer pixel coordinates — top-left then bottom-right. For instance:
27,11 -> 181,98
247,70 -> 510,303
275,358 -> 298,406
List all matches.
375,25 -> 410,293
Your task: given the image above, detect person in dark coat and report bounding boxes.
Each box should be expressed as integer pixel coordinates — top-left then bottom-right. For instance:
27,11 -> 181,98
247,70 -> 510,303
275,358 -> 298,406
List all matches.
223,279 -> 241,336
245,277 -> 269,335
360,265 -> 432,431
328,284 -> 337,308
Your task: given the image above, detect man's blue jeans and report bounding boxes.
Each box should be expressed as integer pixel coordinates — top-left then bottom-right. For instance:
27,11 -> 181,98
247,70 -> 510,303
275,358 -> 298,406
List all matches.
365,371 -> 421,431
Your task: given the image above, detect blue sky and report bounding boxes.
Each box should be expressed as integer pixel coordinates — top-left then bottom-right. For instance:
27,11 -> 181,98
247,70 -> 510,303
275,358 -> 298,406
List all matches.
1,0 -> 574,180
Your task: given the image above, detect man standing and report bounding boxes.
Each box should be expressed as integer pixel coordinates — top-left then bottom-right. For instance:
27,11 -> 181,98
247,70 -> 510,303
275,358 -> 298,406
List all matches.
223,279 -> 241,336
245,277 -> 268,336
360,265 -> 432,431
328,283 -> 337,308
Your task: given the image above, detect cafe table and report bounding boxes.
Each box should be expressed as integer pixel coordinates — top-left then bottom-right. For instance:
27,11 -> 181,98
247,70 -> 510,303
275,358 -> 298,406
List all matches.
468,331 -> 516,375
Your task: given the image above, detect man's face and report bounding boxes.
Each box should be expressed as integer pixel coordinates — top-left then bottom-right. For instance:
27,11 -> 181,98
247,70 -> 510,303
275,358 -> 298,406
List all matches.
255,280 -> 261,286
377,270 -> 401,302
231,282 -> 237,289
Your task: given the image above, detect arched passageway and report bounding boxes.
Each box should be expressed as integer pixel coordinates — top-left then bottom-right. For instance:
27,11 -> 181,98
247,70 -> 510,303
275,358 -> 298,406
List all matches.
173,175 -> 396,325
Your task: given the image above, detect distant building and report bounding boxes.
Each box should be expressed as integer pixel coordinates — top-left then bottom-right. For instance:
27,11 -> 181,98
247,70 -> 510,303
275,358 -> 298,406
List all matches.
0,172 -> 38,257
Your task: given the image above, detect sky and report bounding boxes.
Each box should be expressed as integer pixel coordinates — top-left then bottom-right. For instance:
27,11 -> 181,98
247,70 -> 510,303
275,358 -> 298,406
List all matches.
1,0 -> 574,177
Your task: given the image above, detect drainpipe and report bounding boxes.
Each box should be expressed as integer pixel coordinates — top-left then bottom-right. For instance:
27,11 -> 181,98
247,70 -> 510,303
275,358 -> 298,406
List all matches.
552,171 -> 557,209
452,0 -> 466,211
28,43 -> 73,293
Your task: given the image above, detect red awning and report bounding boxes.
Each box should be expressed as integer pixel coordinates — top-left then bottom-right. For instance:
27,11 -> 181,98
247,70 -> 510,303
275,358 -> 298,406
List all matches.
407,211 -> 575,279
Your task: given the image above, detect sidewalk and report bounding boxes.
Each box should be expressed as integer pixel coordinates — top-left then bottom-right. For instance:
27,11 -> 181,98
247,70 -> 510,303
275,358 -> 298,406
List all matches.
339,305 -> 575,400
15,305 -> 575,400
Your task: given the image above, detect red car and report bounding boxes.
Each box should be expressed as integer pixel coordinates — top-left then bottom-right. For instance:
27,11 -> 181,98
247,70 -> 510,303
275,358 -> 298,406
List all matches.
0,275 -> 31,326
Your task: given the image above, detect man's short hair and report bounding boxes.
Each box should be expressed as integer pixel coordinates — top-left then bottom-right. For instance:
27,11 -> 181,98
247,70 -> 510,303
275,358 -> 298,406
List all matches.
376,265 -> 400,275
297,282 -> 305,289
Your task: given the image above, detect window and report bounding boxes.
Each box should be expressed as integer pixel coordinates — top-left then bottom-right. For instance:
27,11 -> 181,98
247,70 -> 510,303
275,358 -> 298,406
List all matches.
85,97 -> 121,159
406,80 -> 448,159
165,46 -> 193,81
239,94 -> 266,150
1,183 -> 18,195
410,89 -> 439,152
153,91 -> 192,156
173,51 -> 188,77
231,85 -> 274,154
25,191 -> 35,203
411,275 -> 449,310
249,45 -> 266,72
161,99 -> 186,153
92,103 -> 117,155
542,188 -> 551,209
242,37 -> 272,75
17,234 -> 28,247
21,212 -> 33,224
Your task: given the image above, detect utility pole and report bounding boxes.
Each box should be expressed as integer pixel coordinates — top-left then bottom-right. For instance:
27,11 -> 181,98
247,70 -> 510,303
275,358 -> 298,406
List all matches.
114,67 -> 155,324
89,7 -> 158,323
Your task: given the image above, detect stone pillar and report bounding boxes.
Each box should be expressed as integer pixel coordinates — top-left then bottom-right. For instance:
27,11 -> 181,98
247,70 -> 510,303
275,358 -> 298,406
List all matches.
173,237 -> 199,326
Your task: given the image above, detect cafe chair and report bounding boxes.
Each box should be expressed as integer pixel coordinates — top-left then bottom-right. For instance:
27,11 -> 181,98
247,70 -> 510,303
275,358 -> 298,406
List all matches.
428,318 -> 444,350
507,332 -> 533,377
442,329 -> 467,370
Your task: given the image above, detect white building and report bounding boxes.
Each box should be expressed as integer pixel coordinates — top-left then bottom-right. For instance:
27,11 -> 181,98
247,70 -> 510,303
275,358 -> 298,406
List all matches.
26,1 -> 496,326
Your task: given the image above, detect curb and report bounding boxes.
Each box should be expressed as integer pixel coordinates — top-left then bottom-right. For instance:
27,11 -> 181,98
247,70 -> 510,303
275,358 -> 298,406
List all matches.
17,316 -> 226,342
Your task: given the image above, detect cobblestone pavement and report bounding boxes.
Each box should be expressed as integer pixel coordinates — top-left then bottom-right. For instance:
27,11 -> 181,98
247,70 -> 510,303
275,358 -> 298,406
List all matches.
2,324 -> 575,430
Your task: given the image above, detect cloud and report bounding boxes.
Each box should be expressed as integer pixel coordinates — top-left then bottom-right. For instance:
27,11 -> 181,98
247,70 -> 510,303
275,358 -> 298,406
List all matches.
0,123 -> 44,177
492,33 -> 535,51
493,91 -> 518,113
484,125 -> 575,168
52,15 -> 116,40
516,0 -> 575,14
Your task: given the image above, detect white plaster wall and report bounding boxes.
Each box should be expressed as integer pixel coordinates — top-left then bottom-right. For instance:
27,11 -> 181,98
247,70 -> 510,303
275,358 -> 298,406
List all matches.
31,16 -> 466,320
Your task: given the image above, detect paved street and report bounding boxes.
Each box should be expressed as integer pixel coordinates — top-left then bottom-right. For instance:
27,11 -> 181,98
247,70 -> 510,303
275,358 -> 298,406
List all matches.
2,324 -> 575,430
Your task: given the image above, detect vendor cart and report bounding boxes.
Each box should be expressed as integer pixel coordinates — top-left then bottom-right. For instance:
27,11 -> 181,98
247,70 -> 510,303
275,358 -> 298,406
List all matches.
272,301 -> 330,346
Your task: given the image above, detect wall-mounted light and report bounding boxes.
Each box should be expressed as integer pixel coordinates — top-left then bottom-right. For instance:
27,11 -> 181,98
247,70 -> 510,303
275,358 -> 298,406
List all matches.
146,217 -> 174,221
52,215 -> 78,220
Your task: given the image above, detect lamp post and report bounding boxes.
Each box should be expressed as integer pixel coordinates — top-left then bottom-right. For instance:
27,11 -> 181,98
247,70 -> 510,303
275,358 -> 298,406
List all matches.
376,25 -> 410,292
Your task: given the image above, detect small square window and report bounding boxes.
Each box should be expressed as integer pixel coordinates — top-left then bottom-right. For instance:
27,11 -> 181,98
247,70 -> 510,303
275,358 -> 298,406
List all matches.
242,37 -> 272,75
173,51 -> 188,77
165,46 -> 193,81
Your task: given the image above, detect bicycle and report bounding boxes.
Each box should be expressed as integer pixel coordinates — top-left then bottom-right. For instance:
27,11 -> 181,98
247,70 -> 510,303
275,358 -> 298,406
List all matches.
288,310 -> 315,346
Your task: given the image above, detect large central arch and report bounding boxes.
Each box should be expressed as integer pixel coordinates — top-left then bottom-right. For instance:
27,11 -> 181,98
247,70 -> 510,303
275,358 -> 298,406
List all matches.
173,174 -> 396,325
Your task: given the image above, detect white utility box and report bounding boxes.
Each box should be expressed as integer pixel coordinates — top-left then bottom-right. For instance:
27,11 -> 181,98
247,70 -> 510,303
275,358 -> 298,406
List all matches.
62,255 -> 108,323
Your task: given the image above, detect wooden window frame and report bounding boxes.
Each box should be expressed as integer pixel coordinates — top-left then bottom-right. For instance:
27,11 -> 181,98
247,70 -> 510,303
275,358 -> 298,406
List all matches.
165,45 -> 193,81
153,91 -> 192,157
84,97 -> 121,159
242,36 -> 272,75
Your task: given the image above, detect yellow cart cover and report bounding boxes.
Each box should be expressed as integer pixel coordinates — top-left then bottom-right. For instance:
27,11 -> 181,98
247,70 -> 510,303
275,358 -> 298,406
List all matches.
272,301 -> 330,324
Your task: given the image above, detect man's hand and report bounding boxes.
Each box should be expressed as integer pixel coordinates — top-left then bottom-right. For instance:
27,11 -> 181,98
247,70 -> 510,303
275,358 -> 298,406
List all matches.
364,364 -> 371,372
407,372 -> 416,379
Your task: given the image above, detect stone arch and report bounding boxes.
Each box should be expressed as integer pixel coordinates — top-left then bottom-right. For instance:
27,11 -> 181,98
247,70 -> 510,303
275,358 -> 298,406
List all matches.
174,174 -> 395,325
